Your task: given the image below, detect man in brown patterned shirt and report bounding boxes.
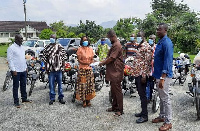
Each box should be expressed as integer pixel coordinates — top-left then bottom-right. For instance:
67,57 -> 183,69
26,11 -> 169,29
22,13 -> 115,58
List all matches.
131,31 -> 153,123
43,34 -> 67,105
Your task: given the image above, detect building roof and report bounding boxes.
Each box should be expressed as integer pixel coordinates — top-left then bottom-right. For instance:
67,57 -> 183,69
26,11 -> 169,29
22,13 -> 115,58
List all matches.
0,21 -> 48,32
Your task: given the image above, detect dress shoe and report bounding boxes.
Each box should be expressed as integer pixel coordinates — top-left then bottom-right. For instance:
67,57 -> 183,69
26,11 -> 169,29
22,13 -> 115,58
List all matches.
22,99 -> 32,103
49,100 -> 55,105
152,117 -> 165,123
59,99 -> 65,104
135,113 -> 142,117
14,103 -> 20,108
86,100 -> 91,106
136,117 -> 148,123
159,123 -> 172,131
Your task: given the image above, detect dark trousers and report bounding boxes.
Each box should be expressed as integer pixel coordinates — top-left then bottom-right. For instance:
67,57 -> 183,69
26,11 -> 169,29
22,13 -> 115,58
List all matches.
12,71 -> 27,104
110,81 -> 123,113
135,76 -> 148,118
148,76 -> 154,100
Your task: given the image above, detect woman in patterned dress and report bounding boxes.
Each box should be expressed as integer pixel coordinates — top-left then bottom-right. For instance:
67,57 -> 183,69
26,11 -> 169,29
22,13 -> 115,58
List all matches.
76,36 -> 96,107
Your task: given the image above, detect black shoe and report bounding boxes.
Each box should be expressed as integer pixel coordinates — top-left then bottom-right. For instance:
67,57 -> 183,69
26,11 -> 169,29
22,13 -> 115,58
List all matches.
22,99 -> 32,103
14,103 -> 20,108
49,100 -> 55,105
135,113 -> 142,117
136,117 -> 148,123
59,99 -> 65,104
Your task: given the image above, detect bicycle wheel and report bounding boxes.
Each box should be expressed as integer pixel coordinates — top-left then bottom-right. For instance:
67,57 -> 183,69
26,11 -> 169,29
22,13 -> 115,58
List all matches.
3,74 -> 12,91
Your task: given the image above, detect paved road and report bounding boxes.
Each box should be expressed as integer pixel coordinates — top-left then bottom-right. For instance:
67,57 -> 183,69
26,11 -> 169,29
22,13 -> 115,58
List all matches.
0,57 -> 200,131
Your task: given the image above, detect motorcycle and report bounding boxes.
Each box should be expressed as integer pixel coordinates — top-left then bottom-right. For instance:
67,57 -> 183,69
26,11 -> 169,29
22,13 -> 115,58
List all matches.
26,57 -> 40,96
187,65 -> 200,120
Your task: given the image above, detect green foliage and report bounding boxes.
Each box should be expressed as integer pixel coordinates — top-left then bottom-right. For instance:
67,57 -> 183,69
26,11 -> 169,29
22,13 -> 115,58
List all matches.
113,18 -> 138,40
77,33 -> 86,38
66,32 -> 77,38
77,20 -> 104,41
50,20 -> 68,32
56,29 -> 67,38
39,28 -> 54,39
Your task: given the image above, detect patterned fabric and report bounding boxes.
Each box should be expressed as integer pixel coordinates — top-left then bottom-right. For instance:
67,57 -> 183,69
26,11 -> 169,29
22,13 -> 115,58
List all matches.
76,69 -> 96,101
97,44 -> 109,61
130,42 -> 153,78
43,43 -> 66,73
76,47 -> 94,69
150,45 -> 156,76
125,42 -> 138,57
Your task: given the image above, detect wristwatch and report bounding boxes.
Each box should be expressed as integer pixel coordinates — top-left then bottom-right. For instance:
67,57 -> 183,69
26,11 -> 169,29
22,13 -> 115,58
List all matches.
160,77 -> 165,80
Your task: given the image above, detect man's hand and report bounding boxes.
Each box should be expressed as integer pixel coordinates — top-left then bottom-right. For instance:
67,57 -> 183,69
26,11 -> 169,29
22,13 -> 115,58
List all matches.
99,62 -> 103,67
13,71 -> 17,76
159,79 -> 165,89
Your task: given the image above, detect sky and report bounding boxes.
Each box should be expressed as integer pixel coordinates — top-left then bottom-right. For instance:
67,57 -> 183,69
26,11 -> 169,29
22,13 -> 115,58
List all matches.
0,0 -> 199,25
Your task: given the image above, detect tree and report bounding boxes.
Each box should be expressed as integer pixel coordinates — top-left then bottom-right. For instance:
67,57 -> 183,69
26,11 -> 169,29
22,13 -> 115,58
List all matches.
50,20 -> 68,32
66,32 -> 77,38
77,20 -> 104,41
113,17 -> 139,40
56,29 -> 67,38
39,28 -> 54,39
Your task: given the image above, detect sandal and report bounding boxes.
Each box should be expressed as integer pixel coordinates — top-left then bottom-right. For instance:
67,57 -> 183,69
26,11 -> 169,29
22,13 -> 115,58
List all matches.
114,111 -> 124,116
106,107 -> 117,112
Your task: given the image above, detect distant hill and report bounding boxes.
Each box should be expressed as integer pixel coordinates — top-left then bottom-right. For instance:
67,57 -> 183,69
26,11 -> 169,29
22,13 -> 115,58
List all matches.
66,20 -> 117,28
100,20 -> 117,28
67,24 -> 77,27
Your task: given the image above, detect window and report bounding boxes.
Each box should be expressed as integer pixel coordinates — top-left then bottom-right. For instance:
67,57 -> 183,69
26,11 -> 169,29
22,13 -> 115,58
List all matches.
37,41 -> 44,47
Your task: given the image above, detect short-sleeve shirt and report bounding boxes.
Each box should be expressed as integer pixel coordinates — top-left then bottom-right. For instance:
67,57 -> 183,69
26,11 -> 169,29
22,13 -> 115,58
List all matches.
106,41 -> 124,82
76,46 -> 94,69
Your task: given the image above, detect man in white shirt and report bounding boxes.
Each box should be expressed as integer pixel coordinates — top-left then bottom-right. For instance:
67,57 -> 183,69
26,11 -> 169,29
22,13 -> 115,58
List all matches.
7,34 -> 32,108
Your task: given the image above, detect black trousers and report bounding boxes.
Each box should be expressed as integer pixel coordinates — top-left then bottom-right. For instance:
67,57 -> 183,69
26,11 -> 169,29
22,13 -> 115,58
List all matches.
12,71 -> 27,104
135,75 -> 148,118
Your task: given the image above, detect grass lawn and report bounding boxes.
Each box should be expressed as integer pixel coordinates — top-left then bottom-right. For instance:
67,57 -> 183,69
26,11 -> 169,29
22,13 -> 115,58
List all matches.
0,45 -> 9,57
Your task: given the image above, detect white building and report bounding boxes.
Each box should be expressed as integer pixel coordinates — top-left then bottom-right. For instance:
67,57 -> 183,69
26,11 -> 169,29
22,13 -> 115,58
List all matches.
0,21 -> 48,43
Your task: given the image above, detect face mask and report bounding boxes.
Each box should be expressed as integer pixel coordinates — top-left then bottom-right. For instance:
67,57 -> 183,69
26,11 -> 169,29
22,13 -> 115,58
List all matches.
82,41 -> 88,46
101,41 -> 105,45
130,37 -> 135,41
148,39 -> 154,45
137,37 -> 142,43
50,38 -> 56,43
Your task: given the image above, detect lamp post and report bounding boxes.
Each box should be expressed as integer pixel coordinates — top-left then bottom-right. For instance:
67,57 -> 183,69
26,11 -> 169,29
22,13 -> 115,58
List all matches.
23,0 -> 27,40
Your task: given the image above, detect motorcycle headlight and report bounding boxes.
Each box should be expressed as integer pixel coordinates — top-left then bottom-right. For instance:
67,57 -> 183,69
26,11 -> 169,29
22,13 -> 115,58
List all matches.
35,63 -> 41,70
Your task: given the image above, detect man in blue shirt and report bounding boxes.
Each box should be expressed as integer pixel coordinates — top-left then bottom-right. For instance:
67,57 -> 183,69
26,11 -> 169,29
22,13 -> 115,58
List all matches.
152,23 -> 173,131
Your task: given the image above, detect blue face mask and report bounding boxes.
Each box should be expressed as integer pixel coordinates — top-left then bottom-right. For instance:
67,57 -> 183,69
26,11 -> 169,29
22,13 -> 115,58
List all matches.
137,37 -> 142,43
82,41 -> 88,46
148,39 -> 154,45
50,38 -> 56,43
130,37 -> 135,41
101,41 -> 105,45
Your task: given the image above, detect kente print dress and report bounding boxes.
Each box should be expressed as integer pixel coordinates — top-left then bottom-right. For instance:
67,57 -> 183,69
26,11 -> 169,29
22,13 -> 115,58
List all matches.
76,46 -> 96,101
